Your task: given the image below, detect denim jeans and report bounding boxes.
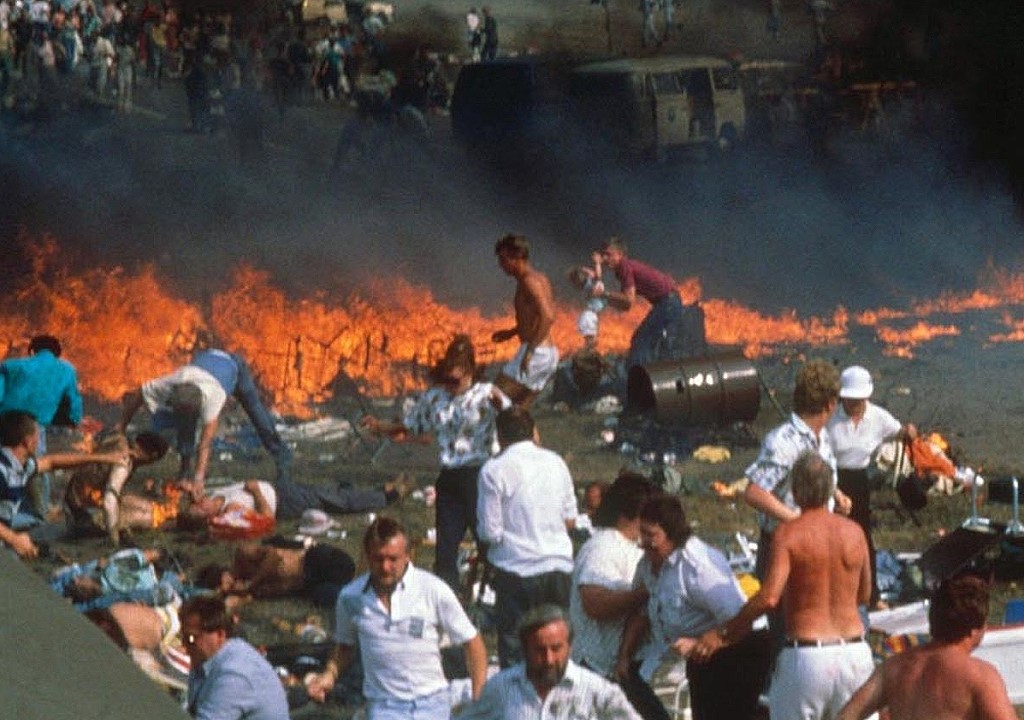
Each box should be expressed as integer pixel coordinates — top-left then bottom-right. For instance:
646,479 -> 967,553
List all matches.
628,292 -> 684,371
366,688 -> 450,720
276,477 -> 385,520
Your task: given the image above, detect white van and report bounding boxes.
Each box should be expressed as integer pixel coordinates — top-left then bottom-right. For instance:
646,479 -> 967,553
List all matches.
569,55 -> 747,158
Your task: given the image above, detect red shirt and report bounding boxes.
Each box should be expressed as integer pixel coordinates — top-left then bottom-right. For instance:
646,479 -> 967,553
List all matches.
615,257 -> 677,303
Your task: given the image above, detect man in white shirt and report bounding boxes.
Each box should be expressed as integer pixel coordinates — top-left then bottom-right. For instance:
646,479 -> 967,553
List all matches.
118,340 -> 290,495
478,407 -> 578,668
462,604 -> 641,720
306,517 -> 487,718
570,472 -> 658,676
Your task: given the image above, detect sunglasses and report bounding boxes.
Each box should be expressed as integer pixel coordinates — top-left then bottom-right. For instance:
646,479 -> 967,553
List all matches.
182,627 -> 218,647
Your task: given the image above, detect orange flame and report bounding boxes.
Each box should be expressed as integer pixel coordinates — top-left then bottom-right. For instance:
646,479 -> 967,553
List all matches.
5,236 -> 1024,417
152,482 -> 182,528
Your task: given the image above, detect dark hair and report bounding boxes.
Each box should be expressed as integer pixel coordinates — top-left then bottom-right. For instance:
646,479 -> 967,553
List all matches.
593,471 -> 660,528
495,406 -> 535,446
601,236 -> 627,255
0,410 -> 38,447
793,359 -> 840,415
517,603 -> 573,649
639,495 -> 692,547
133,432 -> 170,461
179,595 -> 232,635
929,574 -> 990,643
791,450 -> 833,509
85,608 -> 129,652
169,383 -> 203,415
195,563 -> 231,591
362,515 -> 407,554
29,334 -> 62,357
495,234 -> 530,260
431,334 -> 476,384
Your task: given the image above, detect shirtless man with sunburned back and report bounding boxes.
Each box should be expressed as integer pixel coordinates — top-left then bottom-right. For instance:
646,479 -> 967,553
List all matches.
691,450 -> 873,720
838,574 -> 1016,720
491,234 -> 559,408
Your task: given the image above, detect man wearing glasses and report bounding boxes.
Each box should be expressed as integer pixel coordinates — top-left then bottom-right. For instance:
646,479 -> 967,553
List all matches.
180,595 -> 289,720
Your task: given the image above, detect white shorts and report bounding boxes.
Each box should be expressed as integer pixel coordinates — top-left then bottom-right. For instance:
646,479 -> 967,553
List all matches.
577,309 -> 600,338
768,641 -> 875,720
502,343 -> 559,391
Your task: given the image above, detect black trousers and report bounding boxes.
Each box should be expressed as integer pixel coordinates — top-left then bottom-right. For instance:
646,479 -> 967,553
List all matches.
838,467 -> 879,605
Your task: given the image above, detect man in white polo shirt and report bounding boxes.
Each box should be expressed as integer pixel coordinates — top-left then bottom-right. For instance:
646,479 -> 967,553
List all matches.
478,406 -> 579,668
306,516 -> 487,718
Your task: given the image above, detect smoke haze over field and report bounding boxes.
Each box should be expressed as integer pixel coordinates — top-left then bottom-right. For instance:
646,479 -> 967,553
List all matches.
2,0 -> 1024,323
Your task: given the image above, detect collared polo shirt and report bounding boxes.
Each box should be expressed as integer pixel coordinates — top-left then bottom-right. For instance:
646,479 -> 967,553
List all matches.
334,564 -> 479,702
477,440 -> 577,577
461,660 -> 641,720
827,401 -> 902,470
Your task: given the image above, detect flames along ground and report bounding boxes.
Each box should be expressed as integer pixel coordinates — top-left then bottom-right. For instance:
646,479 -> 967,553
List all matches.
4,235 -> 1024,418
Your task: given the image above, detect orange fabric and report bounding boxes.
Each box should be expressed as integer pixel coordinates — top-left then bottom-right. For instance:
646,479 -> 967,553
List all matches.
208,509 -> 276,541
906,437 -> 956,479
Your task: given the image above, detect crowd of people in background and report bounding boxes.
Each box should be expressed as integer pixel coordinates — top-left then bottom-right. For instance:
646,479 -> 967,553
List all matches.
0,0 -> 456,133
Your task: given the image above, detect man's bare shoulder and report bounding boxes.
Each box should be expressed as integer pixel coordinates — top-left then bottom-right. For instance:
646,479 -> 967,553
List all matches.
521,266 -> 554,295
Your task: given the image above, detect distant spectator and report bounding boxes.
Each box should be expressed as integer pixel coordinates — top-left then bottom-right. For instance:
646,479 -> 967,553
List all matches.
481,6 -> 497,61
466,7 -> 481,62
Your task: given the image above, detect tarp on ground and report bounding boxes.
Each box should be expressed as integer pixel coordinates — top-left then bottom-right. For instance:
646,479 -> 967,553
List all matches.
0,549 -> 188,720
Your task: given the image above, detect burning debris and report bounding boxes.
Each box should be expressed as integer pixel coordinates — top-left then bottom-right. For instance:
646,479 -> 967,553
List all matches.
5,236 -> 1024,418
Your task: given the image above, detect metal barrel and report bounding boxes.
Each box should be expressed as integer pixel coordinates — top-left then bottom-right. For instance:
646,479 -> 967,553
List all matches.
626,352 -> 761,425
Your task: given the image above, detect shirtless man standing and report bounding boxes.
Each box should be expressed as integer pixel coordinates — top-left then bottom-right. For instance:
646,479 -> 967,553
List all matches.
692,450 -> 872,720
838,574 -> 1016,720
491,234 -> 558,408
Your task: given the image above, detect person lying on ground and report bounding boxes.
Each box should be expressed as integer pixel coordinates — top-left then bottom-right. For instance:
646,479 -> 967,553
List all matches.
64,430 -> 170,545
51,546 -> 195,611
1,409 -> 129,559
177,474 -> 412,528
837,574 -> 1016,720
196,538 -> 356,608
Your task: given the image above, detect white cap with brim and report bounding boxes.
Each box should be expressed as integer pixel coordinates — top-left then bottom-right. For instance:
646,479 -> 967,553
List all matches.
839,365 -> 873,399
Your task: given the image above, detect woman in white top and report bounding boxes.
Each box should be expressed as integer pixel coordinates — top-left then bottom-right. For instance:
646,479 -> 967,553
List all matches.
826,365 -> 915,609
362,335 -> 510,593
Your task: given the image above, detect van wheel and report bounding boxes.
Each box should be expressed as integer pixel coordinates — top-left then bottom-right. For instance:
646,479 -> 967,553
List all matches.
717,124 -> 739,153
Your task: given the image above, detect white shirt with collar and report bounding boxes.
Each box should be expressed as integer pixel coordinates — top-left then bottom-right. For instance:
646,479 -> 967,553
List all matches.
334,563 -> 479,702
827,401 -> 902,470
634,536 -> 747,681
745,412 -> 837,533
569,527 -> 644,676
477,440 -> 578,577
461,659 -> 641,720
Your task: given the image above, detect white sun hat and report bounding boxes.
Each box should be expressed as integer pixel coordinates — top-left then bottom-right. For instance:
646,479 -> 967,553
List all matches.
839,365 -> 874,399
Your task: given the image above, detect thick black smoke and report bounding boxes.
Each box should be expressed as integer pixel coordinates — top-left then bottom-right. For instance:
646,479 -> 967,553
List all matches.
0,0 -> 1022,321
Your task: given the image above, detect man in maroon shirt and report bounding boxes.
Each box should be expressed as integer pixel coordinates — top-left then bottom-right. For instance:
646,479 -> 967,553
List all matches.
597,237 -> 686,371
